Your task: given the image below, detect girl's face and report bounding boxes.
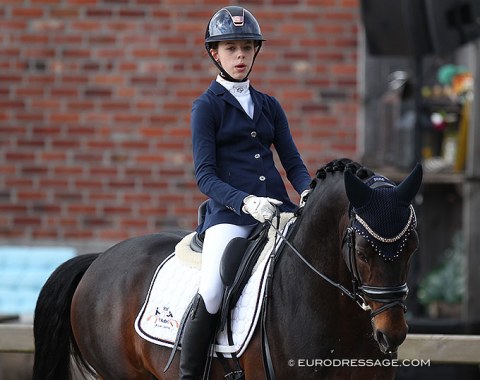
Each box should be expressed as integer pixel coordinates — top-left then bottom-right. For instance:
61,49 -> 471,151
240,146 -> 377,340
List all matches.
210,40 -> 256,81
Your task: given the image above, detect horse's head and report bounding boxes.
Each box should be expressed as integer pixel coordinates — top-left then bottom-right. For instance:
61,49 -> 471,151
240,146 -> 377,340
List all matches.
343,164 -> 422,355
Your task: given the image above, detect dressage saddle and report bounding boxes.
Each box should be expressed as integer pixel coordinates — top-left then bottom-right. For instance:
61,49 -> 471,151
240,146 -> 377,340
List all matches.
189,200 -> 270,328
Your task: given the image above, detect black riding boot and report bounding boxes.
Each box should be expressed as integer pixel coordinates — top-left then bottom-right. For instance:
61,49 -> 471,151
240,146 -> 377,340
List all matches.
179,294 -> 217,380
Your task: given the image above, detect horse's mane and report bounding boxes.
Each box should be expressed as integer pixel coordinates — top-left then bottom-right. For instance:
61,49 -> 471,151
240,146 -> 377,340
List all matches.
310,158 -> 375,190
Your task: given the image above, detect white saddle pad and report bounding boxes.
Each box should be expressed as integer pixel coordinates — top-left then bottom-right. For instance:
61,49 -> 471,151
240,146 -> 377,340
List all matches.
134,214 -> 295,357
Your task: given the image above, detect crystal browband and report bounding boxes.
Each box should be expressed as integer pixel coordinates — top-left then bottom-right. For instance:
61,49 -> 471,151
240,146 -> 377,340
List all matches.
354,205 -> 416,243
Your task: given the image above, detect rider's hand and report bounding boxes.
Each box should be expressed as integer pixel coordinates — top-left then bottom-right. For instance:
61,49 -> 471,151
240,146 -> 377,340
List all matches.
299,189 -> 311,208
242,195 -> 283,223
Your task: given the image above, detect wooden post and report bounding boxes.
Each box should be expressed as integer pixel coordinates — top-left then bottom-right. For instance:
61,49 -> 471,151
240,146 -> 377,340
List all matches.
0,324 -> 34,353
463,40 -> 480,325
398,334 -> 480,363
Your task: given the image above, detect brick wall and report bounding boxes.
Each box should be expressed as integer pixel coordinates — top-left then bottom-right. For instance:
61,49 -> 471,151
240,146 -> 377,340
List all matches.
0,0 -> 359,246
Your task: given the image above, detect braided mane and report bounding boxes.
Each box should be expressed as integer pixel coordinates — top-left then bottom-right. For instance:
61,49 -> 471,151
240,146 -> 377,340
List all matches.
311,158 -> 375,188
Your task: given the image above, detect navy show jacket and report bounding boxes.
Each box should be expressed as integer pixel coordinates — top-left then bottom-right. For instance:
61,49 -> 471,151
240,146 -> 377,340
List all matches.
192,80 -> 311,233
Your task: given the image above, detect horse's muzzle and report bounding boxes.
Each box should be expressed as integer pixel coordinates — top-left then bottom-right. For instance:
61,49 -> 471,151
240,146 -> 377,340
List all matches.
371,306 -> 408,354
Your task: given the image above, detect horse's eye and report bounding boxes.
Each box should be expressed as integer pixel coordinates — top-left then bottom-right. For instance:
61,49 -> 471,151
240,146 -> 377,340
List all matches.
356,250 -> 368,263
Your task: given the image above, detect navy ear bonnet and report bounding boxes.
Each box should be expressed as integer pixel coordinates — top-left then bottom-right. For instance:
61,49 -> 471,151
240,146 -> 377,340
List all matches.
350,175 -> 417,261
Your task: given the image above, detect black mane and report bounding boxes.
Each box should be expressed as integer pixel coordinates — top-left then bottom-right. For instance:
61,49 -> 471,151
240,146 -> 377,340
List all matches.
312,158 -> 375,187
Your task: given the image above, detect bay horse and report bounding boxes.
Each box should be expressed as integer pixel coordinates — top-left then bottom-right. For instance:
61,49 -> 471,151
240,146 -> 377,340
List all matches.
33,159 -> 422,380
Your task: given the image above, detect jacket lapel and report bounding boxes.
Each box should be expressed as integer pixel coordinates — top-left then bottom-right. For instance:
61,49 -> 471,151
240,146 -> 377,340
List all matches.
250,86 -> 263,123
209,80 -> 264,121
209,80 -> 246,115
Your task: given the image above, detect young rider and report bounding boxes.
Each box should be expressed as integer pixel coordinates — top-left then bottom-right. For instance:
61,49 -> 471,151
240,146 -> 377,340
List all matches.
180,6 -> 311,378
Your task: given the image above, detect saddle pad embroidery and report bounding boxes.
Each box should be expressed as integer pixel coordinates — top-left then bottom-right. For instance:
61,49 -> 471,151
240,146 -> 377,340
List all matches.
134,214 -> 295,356
134,253 -> 199,347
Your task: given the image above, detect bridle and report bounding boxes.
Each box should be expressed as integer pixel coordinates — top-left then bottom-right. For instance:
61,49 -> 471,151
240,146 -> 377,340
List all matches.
261,205 -> 412,380
342,213 -> 409,318
267,204 -> 410,319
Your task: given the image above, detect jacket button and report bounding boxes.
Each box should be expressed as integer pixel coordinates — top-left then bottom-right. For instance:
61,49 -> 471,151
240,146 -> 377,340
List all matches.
254,154 -> 260,159
251,131 -> 257,138
259,176 -> 266,181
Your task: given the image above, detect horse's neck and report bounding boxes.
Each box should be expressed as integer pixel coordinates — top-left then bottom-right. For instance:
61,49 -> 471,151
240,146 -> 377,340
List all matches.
294,177 -> 349,267
273,176 -> 354,325
269,183 -> 372,358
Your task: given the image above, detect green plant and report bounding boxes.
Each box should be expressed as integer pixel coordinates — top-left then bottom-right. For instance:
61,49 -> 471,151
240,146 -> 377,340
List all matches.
417,231 -> 465,306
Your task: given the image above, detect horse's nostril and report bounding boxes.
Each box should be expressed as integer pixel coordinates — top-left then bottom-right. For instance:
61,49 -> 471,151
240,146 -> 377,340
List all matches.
376,330 -> 386,345
375,330 -> 393,353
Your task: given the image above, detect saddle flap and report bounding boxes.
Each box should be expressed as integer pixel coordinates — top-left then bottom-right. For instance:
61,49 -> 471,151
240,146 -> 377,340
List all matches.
220,237 -> 251,286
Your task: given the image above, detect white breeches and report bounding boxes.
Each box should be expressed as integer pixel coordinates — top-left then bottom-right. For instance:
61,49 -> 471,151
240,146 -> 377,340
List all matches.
198,223 -> 254,314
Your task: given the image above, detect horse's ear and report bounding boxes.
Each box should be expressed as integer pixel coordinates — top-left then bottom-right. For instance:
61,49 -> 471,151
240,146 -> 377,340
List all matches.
396,163 -> 423,204
344,170 -> 372,209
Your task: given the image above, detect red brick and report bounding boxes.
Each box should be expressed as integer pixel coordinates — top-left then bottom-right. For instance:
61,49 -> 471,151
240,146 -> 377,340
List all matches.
5,178 -> 34,188
74,179 -> 103,189
30,99 -> 61,109
12,7 -> 44,17
39,178 -> 69,188
98,230 -> 130,241
50,87 -> 79,97
0,20 -> 28,30
66,0 -> 97,4
94,75 -> 125,85
39,150 -> 68,161
32,0 -> 62,5
103,205 -> 132,214
50,7 -> 80,17
119,9 -> 146,17
86,8 -> 113,17
32,229 -> 59,239
68,204 -> 96,214
1,0 -> 360,242
113,113 -> 143,123
5,151 -> 35,161
21,165 -> 49,175
123,193 -> 152,202
51,139 -> 81,149
54,166 -> 84,176
0,74 -> 22,83
84,87 -> 112,97
119,219 -> 149,229
71,21 -> 103,31
65,230 -> 94,239
82,216 -> 112,227
31,19 -> 65,31
49,113 -> 80,123
13,216 -> 42,226
0,203 -> 28,213
89,192 -> 117,202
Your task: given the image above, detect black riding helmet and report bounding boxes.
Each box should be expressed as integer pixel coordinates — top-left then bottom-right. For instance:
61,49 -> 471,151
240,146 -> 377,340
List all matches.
205,6 -> 265,82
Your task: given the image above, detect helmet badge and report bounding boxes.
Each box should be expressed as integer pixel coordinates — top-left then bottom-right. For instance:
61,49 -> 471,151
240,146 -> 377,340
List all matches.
232,15 -> 244,26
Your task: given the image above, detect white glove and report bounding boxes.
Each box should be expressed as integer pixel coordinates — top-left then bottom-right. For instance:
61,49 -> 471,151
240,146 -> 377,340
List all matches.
242,195 -> 283,223
299,189 -> 311,208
